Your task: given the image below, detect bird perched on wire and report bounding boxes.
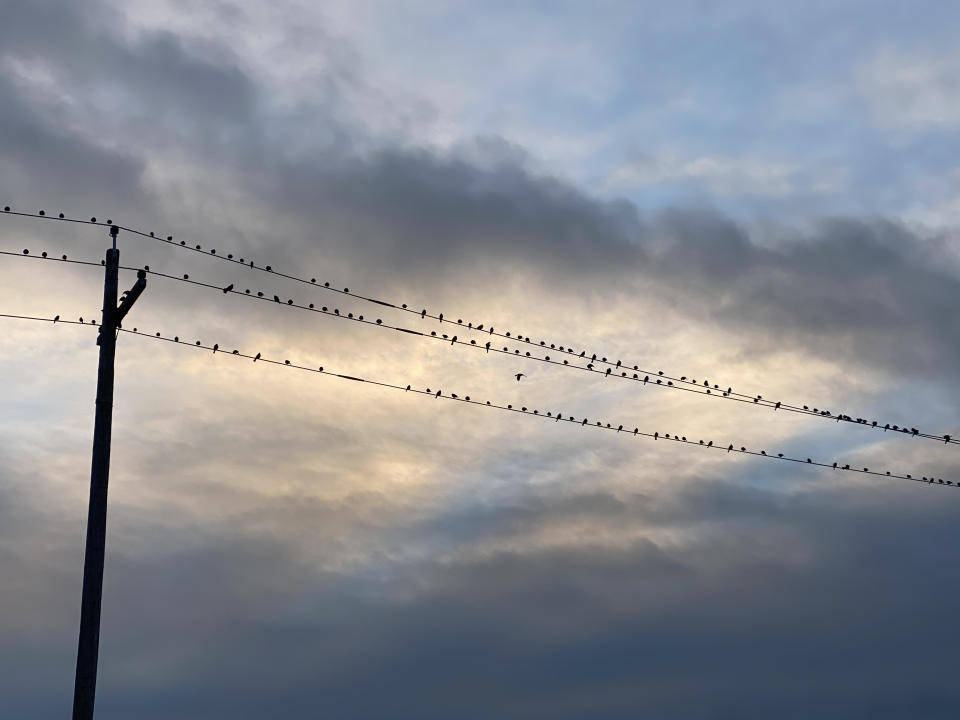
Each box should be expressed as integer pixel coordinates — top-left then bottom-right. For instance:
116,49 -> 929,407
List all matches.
212,344 -> 219,354
53,315 -> 59,324
515,373 -> 525,382
222,284 -> 233,294
253,352 -> 261,362
450,335 -> 457,345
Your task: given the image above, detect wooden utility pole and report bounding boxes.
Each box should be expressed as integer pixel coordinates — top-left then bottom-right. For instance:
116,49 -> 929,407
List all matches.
72,226 -> 146,720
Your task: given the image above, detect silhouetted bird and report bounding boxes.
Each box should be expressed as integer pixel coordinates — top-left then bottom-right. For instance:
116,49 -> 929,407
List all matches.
438,313 -> 444,322
253,352 -> 261,362
587,364 -> 594,370
435,389 -> 441,398
212,344 -> 218,353
654,432 -> 658,440
273,295 -> 280,303
223,284 -> 233,294
485,342 -> 491,353
591,353 -> 597,361
605,368 -> 612,377
405,385 -> 411,391
515,373 -> 525,382
775,401 -> 781,410
945,435 -> 952,444
727,444 -> 733,453
79,317 -> 83,323
53,315 -> 59,323
421,309 -> 427,319
450,335 -> 457,345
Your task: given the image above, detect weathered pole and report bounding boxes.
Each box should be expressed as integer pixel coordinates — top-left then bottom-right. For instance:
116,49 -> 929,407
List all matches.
72,226 -> 145,720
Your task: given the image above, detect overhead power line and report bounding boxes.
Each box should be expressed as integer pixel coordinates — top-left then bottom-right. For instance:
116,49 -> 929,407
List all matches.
2,311 -> 956,491
4,241 -> 957,449
3,206 -> 952,447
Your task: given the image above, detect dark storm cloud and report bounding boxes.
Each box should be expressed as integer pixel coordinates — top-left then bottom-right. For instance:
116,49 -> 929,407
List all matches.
4,0 -> 958,390
0,0 -> 257,124
3,472 -> 958,720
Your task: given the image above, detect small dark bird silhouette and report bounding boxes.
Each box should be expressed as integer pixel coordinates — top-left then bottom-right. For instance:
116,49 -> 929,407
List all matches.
654,431 -> 658,440
945,435 -> 952,444
405,385 -> 411,391
515,373 -> 525,382
79,317 -> 83,323
421,309 -> 427,319
727,444 -> 733,453
273,295 -> 280,303
53,315 -> 59,323
223,284 -> 233,294
485,341 -> 491,353
212,344 -> 218,353
435,389 -> 441,398
605,368 -> 611,377
450,335 -> 457,345
775,401 -> 781,410
579,351 -> 586,357
438,313 -> 444,322
254,352 -> 261,362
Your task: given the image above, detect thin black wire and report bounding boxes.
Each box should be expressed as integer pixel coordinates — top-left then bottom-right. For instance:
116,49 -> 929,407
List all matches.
2,311 -> 956,491
4,236 -> 958,449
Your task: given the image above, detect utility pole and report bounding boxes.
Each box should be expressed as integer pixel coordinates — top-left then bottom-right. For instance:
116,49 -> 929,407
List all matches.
72,226 -> 146,720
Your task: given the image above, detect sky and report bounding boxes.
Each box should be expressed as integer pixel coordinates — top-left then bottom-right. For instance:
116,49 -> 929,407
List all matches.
1,1 -> 960,718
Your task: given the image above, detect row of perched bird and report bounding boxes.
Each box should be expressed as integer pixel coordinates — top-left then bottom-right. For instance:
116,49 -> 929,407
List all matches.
0,310 -> 954,490
114,326 -> 957,489
4,206 -> 958,449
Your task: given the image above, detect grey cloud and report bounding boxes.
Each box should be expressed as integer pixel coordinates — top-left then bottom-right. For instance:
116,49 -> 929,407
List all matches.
3,474 -> 958,719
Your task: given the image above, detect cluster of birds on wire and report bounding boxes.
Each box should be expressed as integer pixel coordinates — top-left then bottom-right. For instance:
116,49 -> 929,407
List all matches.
1,206 -> 957,488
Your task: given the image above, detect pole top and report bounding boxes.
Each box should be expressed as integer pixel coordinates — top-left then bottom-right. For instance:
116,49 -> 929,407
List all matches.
110,225 -> 119,250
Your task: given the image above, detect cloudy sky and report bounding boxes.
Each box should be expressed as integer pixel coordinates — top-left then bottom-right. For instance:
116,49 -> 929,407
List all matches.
2,1 -> 960,717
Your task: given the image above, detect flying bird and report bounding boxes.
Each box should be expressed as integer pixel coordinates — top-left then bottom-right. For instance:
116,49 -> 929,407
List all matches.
515,373 -> 525,382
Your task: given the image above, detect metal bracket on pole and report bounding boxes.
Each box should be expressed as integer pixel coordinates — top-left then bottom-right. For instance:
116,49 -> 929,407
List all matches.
116,270 -> 147,327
